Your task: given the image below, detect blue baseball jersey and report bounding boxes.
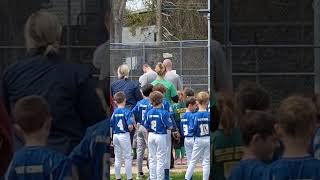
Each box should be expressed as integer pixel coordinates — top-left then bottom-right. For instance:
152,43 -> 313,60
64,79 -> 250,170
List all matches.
180,112 -> 194,137
313,127 -> 320,159
263,156 -> 320,180
111,108 -> 134,134
192,111 -> 210,137
229,159 -> 266,180
145,99 -> 177,129
69,119 -> 110,180
5,146 -> 72,180
144,108 -> 172,134
131,99 -> 150,125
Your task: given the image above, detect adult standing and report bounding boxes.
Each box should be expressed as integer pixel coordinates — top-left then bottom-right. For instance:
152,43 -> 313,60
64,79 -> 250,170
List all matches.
138,64 -> 157,87
2,11 -> 105,155
152,62 -> 179,104
212,40 -> 233,94
111,64 -> 143,109
111,64 -> 143,159
163,59 -> 183,91
92,10 -> 112,116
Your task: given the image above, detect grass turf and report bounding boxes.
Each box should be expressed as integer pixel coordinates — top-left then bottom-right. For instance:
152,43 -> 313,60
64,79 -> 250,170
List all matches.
110,172 -> 202,180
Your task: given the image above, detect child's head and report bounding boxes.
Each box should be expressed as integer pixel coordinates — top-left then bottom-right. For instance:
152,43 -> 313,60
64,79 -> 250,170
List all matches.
186,97 -> 197,112
235,81 -> 270,116
177,91 -> 184,102
184,87 -> 195,99
113,91 -> 126,106
277,96 -> 316,140
196,91 -> 209,109
217,92 -> 235,136
152,84 -> 167,95
141,84 -> 153,97
13,96 -> 52,138
240,110 -> 276,161
149,91 -> 163,107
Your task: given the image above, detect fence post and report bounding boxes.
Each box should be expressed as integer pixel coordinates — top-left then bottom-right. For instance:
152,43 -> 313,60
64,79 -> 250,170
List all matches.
67,0 -> 71,62
208,0 -> 211,91
314,0 -> 320,93
143,42 -> 146,64
180,41 -> 183,85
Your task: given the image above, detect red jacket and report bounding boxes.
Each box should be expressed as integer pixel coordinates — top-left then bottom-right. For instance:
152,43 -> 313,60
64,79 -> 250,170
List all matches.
0,98 -> 13,176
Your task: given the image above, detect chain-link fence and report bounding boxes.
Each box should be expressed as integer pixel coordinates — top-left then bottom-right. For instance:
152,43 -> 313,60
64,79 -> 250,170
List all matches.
110,40 -> 209,92
213,0 -> 318,106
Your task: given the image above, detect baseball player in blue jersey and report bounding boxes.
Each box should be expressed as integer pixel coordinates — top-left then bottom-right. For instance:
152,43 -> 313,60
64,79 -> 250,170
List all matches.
5,96 -> 76,180
111,92 -> 134,180
69,119 -> 110,180
185,92 -> 210,180
144,91 -> 173,180
180,97 -> 197,166
264,96 -> 320,180
150,84 -> 179,180
131,84 -> 153,178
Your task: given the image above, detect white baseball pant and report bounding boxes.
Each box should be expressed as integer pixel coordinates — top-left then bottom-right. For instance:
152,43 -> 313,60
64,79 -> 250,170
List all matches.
113,132 -> 133,179
184,137 -> 195,166
185,136 -> 210,180
148,133 -> 167,180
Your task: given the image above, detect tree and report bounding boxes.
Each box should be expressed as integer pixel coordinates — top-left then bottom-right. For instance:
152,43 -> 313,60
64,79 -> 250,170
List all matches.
156,0 -> 163,42
124,0 -> 207,41
111,0 -> 127,43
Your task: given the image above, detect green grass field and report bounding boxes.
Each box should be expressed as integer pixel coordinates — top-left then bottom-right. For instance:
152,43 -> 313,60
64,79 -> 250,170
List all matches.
110,172 -> 202,180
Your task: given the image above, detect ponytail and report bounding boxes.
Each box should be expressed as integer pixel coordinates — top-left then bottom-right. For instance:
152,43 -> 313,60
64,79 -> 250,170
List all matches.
217,93 -> 235,136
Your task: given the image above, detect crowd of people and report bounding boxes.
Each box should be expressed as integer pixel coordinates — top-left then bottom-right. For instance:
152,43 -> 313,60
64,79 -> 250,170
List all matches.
109,58 -> 210,180
210,82 -> 320,180
3,5 -> 320,180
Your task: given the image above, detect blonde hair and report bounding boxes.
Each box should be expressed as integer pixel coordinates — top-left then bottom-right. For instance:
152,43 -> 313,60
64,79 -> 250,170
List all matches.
117,64 -> 130,79
155,62 -> 166,77
24,11 -> 62,56
277,96 -> 316,137
196,91 -> 209,106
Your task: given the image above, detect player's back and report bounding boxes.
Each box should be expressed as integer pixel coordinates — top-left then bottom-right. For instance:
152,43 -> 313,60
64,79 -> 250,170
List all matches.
180,112 -> 194,137
70,119 -> 110,180
5,146 -> 71,180
131,99 -> 150,125
228,159 -> 266,180
111,108 -> 133,134
263,156 -> 320,180
211,128 -> 244,180
145,108 -> 172,134
193,111 -> 210,137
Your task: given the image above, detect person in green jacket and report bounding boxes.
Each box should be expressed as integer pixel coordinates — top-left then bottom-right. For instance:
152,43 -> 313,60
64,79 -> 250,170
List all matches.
151,62 -> 179,104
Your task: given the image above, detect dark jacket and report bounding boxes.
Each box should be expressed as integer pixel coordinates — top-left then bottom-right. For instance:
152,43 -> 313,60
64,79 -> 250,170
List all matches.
111,79 -> 143,108
2,53 -> 105,154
